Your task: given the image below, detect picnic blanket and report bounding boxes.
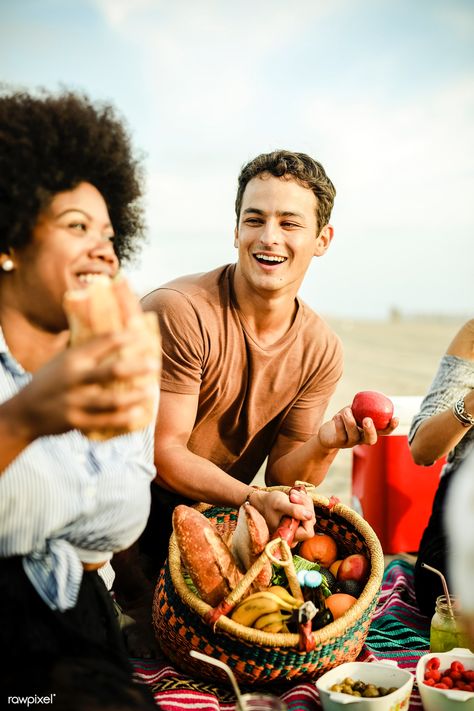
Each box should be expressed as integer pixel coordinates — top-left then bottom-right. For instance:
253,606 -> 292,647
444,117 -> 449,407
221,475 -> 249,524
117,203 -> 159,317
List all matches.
132,559 -> 430,710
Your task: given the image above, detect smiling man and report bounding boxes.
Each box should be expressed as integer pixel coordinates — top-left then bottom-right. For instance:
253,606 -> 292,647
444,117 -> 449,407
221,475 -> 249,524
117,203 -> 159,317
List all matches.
136,150 -> 396,577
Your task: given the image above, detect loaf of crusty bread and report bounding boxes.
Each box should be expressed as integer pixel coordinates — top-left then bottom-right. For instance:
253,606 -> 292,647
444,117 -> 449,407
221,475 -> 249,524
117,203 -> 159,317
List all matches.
63,276 -> 160,440
231,502 -> 272,589
173,505 -> 243,606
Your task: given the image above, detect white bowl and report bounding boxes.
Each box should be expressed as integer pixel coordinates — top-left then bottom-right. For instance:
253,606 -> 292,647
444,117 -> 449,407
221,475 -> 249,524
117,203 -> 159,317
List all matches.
416,647 -> 474,711
316,660 -> 414,711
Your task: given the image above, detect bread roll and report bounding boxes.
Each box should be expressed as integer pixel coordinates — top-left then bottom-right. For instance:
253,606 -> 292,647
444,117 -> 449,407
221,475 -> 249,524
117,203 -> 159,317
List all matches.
63,276 -> 160,440
173,505 -> 243,606
231,503 -> 272,589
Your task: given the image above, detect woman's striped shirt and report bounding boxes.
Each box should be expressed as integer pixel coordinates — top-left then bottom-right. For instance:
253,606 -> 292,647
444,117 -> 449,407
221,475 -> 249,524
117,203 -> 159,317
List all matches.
0,328 -> 156,611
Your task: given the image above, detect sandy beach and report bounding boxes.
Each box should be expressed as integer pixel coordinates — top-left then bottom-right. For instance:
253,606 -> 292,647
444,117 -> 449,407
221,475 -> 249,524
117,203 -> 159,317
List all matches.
254,315 -> 467,505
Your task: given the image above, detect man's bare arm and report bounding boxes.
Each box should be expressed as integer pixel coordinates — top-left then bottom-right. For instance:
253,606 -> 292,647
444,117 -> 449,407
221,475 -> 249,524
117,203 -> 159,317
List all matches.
267,405 -> 398,486
266,430 -> 338,487
154,390 -> 315,539
154,390 -> 251,507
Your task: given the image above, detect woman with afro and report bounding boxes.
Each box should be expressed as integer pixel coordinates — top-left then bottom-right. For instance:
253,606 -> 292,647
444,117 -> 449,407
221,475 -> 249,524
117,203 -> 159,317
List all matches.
0,88 -> 160,709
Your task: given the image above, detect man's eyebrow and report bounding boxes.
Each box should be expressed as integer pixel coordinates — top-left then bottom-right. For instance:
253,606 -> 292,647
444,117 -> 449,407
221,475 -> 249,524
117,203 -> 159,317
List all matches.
278,210 -> 305,219
243,207 -> 265,215
242,207 -> 304,219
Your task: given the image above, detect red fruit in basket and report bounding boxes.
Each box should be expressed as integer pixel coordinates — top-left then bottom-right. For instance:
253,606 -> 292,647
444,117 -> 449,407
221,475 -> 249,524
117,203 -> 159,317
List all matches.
426,657 -> 441,671
298,533 -> 338,567
337,553 -> 370,584
351,390 -> 394,430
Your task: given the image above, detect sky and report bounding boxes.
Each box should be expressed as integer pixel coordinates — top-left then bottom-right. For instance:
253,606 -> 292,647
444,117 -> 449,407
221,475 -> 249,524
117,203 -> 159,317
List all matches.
1,0 -> 473,319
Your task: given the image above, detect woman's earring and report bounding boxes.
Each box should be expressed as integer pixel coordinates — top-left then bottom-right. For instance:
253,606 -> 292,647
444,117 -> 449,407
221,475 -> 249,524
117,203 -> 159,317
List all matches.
1,258 -> 14,272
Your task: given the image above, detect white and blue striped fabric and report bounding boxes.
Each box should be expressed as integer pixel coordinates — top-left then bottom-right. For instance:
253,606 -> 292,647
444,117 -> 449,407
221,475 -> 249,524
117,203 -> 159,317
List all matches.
0,327 -> 157,612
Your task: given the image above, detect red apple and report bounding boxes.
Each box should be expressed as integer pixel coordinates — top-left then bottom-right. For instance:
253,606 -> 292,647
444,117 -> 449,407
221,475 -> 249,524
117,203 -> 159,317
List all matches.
351,390 -> 394,430
337,553 -> 370,584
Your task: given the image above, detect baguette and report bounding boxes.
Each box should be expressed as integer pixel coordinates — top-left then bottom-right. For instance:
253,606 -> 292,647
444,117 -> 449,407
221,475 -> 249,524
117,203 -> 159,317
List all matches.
231,502 -> 272,589
63,276 -> 160,440
173,505 -> 243,606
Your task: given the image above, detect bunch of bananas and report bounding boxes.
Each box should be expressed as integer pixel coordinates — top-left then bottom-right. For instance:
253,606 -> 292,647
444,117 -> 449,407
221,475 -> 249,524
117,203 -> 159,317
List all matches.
230,586 -> 302,634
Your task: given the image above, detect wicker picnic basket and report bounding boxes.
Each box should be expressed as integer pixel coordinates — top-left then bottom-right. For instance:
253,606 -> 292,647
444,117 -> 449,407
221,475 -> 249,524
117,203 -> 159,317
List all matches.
152,486 -> 384,687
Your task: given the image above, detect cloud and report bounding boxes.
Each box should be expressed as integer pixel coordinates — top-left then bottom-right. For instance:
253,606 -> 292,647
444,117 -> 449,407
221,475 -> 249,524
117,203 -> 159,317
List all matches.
93,0 -> 344,35
299,75 -> 474,232
90,0 -> 473,317
91,0 -> 156,27
90,0 -> 351,127
436,2 -> 474,41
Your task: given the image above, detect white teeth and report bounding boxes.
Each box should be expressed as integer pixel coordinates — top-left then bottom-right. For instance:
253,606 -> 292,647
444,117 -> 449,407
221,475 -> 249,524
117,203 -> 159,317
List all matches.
78,274 -> 111,284
255,254 -> 287,263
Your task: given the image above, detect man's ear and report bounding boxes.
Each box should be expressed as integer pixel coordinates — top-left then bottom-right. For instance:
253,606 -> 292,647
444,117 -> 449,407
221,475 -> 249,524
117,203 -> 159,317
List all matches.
314,224 -> 334,256
234,226 -> 239,248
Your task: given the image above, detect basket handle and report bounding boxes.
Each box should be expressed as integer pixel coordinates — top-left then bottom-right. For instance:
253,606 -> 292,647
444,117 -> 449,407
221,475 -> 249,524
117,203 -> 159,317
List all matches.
204,537 -> 293,627
264,538 -> 316,653
206,484 -> 307,626
205,485 -> 316,651
270,483 -> 316,653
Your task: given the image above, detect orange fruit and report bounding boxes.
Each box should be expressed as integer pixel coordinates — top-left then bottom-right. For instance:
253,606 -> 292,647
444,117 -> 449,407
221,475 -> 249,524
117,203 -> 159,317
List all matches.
325,593 -> 357,620
329,559 -> 343,577
298,533 -> 338,568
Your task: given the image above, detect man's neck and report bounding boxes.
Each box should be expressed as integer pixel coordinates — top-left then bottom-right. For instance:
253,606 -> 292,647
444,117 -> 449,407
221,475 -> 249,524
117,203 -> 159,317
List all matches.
232,268 -> 299,348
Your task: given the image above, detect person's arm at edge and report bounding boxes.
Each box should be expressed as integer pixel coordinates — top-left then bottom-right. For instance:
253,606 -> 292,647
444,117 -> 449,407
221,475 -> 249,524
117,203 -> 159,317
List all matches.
410,319 -> 474,466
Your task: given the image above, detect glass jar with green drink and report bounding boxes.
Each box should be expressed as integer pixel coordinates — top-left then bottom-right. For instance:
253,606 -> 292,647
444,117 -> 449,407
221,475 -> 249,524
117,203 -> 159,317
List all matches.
430,595 -> 471,653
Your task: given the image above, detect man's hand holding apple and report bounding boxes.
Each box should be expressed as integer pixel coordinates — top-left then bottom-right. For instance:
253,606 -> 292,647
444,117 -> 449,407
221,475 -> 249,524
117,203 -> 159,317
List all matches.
317,391 -> 399,450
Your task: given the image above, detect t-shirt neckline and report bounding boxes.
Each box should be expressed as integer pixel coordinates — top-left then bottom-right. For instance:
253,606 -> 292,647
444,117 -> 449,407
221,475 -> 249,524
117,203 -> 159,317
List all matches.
227,264 -> 303,353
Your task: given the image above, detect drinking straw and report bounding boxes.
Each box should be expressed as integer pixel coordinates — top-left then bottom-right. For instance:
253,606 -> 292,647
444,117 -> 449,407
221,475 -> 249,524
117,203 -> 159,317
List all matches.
190,650 -> 246,711
421,562 -> 455,618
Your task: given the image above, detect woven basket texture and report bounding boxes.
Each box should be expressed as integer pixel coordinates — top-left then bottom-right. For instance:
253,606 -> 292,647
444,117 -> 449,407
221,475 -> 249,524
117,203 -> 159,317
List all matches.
153,489 -> 384,687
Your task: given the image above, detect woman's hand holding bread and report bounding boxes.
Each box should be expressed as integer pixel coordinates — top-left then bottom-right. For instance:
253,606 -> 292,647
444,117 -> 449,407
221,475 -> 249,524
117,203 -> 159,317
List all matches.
7,328 -> 159,442
6,276 -> 160,444
63,276 -> 161,439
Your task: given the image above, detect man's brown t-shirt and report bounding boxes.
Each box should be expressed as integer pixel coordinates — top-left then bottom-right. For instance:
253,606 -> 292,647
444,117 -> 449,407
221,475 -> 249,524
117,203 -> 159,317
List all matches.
149,264 -> 343,484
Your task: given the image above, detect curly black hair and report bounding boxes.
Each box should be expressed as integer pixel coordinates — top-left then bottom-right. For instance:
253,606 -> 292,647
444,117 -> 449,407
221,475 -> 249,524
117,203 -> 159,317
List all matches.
0,88 -> 146,263
235,149 -> 336,233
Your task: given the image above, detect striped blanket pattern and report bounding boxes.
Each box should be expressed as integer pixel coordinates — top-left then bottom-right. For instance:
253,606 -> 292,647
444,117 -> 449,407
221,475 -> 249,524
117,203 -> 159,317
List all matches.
133,559 -> 430,710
